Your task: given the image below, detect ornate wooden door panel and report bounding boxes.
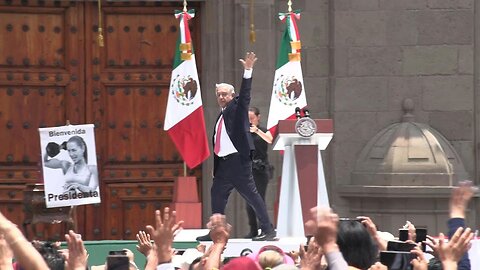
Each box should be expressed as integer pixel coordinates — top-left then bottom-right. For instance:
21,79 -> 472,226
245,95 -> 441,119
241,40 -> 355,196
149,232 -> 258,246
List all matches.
0,1 -> 85,239
104,181 -> 174,239
84,1 -> 202,239
0,1 -> 202,240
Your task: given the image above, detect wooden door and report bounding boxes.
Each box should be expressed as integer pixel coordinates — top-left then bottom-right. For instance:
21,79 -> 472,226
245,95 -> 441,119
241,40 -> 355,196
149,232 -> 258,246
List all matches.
0,0 -> 202,240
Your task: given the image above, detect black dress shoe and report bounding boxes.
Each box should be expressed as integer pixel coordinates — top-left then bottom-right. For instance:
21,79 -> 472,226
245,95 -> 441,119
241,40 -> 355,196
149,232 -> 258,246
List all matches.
243,231 -> 258,239
252,230 -> 277,241
196,233 -> 212,241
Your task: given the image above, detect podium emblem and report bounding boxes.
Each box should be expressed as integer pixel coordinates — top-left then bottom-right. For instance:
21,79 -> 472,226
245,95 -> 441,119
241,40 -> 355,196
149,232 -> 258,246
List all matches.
295,118 -> 317,137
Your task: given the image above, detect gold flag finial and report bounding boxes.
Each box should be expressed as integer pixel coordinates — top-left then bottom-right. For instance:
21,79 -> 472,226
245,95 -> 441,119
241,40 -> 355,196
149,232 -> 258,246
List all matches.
183,0 -> 187,12
250,24 -> 256,43
97,0 -> 104,47
288,0 -> 292,12
249,0 -> 255,43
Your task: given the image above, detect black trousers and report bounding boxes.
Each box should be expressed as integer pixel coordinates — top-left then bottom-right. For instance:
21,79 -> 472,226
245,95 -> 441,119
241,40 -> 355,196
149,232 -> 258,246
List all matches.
245,168 -> 269,233
211,153 -> 273,233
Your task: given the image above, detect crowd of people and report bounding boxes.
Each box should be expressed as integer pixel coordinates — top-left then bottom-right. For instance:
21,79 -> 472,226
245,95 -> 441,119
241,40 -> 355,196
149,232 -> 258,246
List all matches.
0,181 -> 475,270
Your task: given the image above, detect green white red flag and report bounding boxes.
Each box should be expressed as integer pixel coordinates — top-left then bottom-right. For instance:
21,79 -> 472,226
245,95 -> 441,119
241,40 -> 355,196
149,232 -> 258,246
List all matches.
164,9 -> 209,168
267,10 -> 307,136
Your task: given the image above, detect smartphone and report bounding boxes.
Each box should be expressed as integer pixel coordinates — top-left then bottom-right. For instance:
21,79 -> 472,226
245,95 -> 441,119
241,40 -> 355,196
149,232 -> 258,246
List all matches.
415,228 -> 427,252
109,250 -> 127,256
398,228 -> 427,241
380,251 -> 414,270
106,255 -> 129,270
398,229 -> 409,241
415,228 -> 427,242
339,218 -> 362,222
387,241 -> 417,252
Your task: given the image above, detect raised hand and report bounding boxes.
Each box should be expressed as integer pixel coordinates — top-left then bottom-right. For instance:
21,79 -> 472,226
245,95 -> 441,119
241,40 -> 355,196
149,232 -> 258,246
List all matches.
410,246 -> 428,270
450,180 -> 477,218
425,235 -> 439,257
203,214 -> 231,270
64,230 -> 88,270
299,238 -> 324,270
401,220 -> 417,242
309,206 -> 339,253
239,52 -> 257,70
136,230 -> 153,257
431,227 -> 474,269
358,216 -> 387,251
146,207 -> 184,264
207,214 -> 231,244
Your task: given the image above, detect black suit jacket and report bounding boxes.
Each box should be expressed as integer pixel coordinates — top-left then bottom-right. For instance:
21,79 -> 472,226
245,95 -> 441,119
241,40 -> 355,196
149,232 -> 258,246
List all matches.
213,77 -> 255,173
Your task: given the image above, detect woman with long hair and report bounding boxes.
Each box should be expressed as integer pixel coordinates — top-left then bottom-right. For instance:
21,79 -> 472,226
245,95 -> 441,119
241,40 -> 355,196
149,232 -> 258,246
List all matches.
44,135 -> 98,193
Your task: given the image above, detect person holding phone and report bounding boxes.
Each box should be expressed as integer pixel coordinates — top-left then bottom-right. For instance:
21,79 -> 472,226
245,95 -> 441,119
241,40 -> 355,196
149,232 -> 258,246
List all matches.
336,218 -> 378,269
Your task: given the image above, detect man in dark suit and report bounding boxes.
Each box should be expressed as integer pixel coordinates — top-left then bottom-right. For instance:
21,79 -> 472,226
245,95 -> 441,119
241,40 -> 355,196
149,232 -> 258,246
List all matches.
196,52 -> 276,241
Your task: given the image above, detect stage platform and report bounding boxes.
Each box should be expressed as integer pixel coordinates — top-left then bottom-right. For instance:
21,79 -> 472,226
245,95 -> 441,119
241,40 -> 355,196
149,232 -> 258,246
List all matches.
188,230 -> 307,258
78,229 -> 306,267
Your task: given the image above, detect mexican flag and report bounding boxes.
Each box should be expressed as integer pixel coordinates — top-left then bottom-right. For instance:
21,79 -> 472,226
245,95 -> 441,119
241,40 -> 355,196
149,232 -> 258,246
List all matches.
267,10 -> 307,136
164,9 -> 210,169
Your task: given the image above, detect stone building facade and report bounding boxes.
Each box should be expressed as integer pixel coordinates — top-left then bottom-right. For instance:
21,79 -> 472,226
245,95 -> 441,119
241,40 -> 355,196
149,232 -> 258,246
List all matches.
198,0 -> 478,236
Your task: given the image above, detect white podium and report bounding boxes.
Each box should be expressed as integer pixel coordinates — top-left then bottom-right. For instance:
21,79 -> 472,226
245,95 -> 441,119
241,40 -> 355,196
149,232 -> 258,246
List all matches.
273,119 -> 333,238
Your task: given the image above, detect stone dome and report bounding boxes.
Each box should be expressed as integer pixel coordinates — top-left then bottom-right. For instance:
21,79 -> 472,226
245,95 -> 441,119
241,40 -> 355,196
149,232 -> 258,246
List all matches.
351,99 -> 469,187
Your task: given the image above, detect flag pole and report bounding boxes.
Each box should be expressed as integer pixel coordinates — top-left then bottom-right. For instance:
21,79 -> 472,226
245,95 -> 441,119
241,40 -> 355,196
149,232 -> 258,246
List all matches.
288,0 -> 292,12
183,0 -> 187,12
183,162 -> 187,177
249,0 -> 255,43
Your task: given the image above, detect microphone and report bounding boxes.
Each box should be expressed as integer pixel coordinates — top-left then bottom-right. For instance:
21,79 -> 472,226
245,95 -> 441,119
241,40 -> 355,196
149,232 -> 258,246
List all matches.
295,107 -> 302,119
303,108 -> 310,118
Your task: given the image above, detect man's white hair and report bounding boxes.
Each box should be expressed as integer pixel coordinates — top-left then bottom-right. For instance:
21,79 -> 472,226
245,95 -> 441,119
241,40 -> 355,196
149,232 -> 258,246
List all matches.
215,83 -> 235,94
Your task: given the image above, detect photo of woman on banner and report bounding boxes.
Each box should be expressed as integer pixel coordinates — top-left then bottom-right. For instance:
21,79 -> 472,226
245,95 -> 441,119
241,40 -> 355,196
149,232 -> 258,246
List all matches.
43,135 -> 99,194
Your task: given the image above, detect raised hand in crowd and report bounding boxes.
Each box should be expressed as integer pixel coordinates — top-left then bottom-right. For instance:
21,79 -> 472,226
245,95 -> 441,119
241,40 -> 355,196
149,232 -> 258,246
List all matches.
136,230 -> 153,257
308,207 -> 338,252
405,221 -> 417,242
298,238 -> 324,270
0,211 -> 49,270
358,216 -> 388,251
304,206 -> 348,270
426,227 -> 474,270
450,180 -> 476,219
145,207 -> 184,270
64,230 -> 88,270
410,246 -> 428,270
204,214 -> 232,270
446,180 -> 476,270
207,214 -> 231,244
0,234 -> 14,270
